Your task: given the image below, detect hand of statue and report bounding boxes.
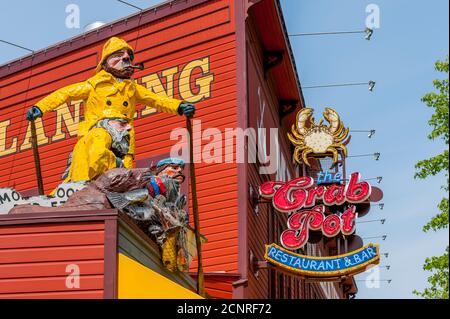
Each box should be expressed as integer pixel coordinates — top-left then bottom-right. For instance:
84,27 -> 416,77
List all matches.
26,106 -> 43,121
141,169 -> 155,183
178,103 -> 196,118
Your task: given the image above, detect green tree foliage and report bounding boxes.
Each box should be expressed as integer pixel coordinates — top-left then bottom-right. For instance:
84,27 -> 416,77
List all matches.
413,57 -> 449,299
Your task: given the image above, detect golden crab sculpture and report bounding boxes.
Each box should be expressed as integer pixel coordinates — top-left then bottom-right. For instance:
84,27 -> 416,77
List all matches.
288,107 -> 349,167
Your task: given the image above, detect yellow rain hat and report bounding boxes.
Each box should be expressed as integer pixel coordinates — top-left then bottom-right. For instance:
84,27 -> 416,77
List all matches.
96,37 -> 134,73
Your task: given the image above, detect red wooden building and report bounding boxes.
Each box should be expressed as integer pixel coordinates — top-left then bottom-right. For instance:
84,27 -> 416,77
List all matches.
0,0 -> 357,298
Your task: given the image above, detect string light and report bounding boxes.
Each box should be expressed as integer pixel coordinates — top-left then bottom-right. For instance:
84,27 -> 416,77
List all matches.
362,235 -> 387,241
350,129 -> 376,138
365,28 -> 374,40
356,218 -> 386,225
289,27 -> 374,41
365,177 -> 383,183
347,152 -> 381,160
344,177 -> 382,183
355,279 -> 392,284
303,81 -> 376,92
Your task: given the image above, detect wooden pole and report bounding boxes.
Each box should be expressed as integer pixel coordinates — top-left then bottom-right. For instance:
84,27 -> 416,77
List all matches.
186,117 -> 205,297
30,119 -> 44,195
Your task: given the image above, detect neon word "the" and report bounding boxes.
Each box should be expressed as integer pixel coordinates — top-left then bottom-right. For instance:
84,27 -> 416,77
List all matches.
317,171 -> 342,184
259,172 -> 371,213
280,204 -> 357,250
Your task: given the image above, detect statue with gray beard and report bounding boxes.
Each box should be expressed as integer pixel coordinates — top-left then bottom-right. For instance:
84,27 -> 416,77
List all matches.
61,118 -> 131,180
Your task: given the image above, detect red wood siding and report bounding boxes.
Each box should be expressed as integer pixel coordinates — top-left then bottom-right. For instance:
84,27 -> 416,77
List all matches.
189,273 -> 237,299
0,221 -> 105,299
246,35 -> 275,298
205,277 -> 234,299
0,0 -> 238,298
246,15 -> 306,299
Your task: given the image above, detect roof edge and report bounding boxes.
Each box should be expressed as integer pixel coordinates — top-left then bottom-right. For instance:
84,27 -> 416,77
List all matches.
274,0 -> 305,109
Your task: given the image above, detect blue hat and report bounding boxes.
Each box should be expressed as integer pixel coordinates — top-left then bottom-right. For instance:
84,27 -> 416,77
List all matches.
156,158 -> 185,168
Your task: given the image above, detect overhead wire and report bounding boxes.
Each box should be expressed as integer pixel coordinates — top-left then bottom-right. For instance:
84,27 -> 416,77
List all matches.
1,40 -> 36,189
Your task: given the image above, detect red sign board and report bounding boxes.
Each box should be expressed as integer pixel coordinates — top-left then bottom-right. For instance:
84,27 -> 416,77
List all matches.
259,172 -> 372,251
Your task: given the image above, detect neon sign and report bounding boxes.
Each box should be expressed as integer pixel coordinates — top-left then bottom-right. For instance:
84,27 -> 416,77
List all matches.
280,205 -> 357,250
265,243 -> 380,278
259,172 -> 381,279
260,172 -> 371,213
316,171 -> 342,184
287,108 -> 350,167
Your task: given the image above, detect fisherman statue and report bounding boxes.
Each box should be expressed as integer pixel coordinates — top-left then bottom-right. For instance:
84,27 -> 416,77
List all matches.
7,37 -> 202,272
25,37 -> 195,183
107,158 -> 198,272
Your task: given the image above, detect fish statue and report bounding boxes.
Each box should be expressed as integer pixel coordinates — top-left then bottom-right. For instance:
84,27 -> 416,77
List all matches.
106,188 -> 149,210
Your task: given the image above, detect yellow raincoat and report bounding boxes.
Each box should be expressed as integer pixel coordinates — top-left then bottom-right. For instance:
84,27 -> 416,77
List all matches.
35,37 -> 183,182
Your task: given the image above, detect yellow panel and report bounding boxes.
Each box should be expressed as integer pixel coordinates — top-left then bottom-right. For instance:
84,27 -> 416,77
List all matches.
117,253 -> 203,299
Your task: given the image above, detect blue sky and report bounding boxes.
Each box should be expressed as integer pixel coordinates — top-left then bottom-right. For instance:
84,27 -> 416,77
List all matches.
281,0 -> 449,298
0,0 -> 448,299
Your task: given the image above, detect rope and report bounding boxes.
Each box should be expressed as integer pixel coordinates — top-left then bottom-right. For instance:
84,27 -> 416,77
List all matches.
186,117 -> 205,297
7,54 -> 36,189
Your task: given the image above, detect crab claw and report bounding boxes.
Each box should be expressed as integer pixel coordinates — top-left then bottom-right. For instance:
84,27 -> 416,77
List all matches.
296,108 -> 314,135
323,107 -> 342,135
